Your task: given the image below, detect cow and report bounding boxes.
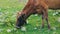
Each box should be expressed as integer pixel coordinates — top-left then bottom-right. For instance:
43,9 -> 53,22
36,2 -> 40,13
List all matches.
16,0 -> 60,29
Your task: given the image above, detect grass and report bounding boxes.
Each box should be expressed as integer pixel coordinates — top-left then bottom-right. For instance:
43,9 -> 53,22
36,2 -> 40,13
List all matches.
0,0 -> 60,34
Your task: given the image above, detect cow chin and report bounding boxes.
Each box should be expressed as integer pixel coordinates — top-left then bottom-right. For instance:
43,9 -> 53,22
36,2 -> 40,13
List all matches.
16,20 -> 26,29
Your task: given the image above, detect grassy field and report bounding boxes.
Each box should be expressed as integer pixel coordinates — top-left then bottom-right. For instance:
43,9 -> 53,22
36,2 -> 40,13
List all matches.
0,0 -> 60,34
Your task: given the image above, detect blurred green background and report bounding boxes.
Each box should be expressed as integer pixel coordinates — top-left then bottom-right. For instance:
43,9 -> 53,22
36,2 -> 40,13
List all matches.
0,0 -> 60,34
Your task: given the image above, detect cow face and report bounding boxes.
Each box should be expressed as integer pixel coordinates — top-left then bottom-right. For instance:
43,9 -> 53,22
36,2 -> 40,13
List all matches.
16,12 -> 27,29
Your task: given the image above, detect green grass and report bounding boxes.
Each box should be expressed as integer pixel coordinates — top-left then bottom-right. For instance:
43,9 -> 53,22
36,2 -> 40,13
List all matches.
0,0 -> 60,34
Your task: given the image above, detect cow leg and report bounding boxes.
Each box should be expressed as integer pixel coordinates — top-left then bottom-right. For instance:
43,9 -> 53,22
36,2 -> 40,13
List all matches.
46,16 -> 50,29
45,11 -> 50,29
42,9 -> 50,29
41,13 -> 45,28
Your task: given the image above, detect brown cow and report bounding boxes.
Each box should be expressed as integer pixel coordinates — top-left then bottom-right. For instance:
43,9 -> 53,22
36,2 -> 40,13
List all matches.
16,0 -> 60,29
16,0 -> 50,29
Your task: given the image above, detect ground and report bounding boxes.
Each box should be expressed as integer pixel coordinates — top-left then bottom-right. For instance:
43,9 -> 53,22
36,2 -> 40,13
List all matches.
0,0 -> 60,34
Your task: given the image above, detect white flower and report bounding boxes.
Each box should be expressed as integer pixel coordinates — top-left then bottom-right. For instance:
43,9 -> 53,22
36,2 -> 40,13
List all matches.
0,12 -> 2,15
34,27 -> 37,30
52,27 -> 56,30
0,29 -> 3,32
7,29 -> 11,32
13,24 -> 15,26
53,13 -> 56,16
34,14 -> 38,16
53,12 -> 59,16
55,12 -> 58,14
0,19 -> 4,22
13,28 -> 17,31
21,26 -> 26,31
57,17 -> 60,22
27,20 -> 29,24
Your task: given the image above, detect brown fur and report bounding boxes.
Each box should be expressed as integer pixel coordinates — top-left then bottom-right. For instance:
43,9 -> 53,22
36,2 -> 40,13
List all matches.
16,0 -> 60,29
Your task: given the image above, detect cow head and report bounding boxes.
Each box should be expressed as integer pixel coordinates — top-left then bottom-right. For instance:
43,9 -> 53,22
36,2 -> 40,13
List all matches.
16,12 -> 27,29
